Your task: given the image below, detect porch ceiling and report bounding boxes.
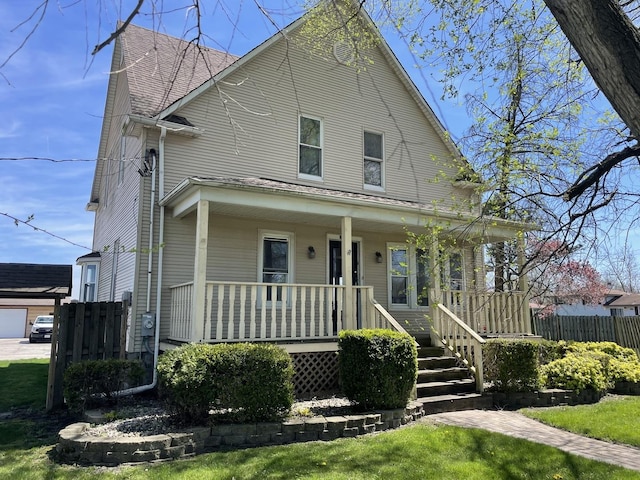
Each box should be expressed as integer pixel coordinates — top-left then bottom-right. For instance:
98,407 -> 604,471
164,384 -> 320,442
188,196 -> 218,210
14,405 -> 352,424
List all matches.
160,177 -> 534,241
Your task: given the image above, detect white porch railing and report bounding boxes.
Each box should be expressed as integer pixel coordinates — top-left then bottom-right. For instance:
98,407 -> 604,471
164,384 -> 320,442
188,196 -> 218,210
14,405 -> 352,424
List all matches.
434,290 -> 532,336
429,303 -> 486,392
169,281 -> 399,343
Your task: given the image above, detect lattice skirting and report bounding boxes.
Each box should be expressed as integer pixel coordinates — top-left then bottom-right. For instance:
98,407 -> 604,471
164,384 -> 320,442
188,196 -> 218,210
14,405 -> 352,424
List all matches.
291,351 -> 340,398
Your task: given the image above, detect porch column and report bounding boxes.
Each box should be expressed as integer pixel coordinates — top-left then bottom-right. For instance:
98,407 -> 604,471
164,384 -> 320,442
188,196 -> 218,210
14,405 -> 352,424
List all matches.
191,199 -> 209,342
517,233 -> 532,334
430,236 -> 441,328
341,216 -> 354,330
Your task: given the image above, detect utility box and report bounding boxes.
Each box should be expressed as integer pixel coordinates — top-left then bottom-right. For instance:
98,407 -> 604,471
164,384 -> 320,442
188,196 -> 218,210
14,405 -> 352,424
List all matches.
141,312 -> 155,337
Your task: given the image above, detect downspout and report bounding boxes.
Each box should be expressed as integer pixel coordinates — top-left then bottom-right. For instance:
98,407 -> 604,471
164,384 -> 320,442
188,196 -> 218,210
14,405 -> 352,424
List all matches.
119,126 -> 166,397
146,151 -> 157,312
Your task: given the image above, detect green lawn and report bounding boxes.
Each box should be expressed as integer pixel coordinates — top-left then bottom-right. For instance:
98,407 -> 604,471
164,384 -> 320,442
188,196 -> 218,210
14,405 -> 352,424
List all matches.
2,360 -> 640,479
521,395 -> 640,447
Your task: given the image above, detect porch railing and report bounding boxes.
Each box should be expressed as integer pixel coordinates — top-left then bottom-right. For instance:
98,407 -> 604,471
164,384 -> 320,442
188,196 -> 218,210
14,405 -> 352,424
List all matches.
434,289 -> 532,336
429,303 -> 486,392
170,281 -> 393,343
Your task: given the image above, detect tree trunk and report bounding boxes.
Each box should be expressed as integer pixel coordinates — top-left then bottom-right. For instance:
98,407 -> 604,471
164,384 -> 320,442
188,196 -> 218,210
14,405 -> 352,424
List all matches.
543,0 -> 640,139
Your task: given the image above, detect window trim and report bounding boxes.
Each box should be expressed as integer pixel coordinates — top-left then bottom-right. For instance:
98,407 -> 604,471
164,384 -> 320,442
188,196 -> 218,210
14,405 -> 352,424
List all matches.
258,230 -> 294,305
363,130 -> 385,191
298,114 -> 323,181
79,262 -> 100,302
387,243 -> 430,309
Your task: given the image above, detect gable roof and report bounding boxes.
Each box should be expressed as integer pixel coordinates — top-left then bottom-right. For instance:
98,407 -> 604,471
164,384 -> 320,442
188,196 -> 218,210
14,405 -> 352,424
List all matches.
119,23 -> 239,117
608,293 -> 640,308
0,263 -> 72,299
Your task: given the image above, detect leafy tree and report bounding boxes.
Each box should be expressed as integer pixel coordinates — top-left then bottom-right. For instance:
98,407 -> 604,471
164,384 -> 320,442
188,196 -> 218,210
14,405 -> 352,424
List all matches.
528,237 -> 608,310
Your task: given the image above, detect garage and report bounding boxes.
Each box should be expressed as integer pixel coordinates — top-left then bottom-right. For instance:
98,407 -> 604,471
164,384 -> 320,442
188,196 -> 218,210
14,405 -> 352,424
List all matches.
0,263 -> 72,338
0,308 -> 27,338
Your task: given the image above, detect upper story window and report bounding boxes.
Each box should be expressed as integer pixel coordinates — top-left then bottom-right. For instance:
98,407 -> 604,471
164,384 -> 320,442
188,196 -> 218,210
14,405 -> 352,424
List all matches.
259,232 -> 293,302
364,131 -> 384,189
299,115 -> 322,180
118,136 -> 126,185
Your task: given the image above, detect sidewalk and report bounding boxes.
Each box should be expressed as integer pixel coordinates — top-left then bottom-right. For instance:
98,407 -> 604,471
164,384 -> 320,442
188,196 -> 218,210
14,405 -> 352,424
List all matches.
427,409 -> 640,472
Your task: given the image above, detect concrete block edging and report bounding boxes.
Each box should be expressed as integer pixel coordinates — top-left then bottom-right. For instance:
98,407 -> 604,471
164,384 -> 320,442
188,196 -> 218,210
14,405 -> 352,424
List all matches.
57,401 -> 425,466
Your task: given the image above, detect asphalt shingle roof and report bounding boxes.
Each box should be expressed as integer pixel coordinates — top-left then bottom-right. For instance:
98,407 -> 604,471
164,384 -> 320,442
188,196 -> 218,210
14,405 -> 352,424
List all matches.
0,263 -> 72,299
120,23 -> 239,117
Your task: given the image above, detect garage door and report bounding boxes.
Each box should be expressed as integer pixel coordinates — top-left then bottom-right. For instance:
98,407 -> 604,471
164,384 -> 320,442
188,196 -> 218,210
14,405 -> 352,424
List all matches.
0,309 -> 27,338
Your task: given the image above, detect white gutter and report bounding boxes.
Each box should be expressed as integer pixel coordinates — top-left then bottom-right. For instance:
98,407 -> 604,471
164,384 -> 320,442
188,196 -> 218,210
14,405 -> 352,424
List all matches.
119,126 -> 167,397
146,151 -> 156,312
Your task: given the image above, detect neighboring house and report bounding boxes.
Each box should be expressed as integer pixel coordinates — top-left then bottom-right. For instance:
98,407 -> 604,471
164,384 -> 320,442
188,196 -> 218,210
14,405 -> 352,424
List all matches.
0,263 -> 72,337
534,288 -> 640,317
80,2 -> 531,390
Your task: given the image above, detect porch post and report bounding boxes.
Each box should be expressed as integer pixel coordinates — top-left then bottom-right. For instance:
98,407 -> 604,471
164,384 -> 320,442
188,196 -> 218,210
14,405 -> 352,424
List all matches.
517,233 -> 532,334
191,199 -> 209,342
431,236 -> 441,329
341,216 -> 354,330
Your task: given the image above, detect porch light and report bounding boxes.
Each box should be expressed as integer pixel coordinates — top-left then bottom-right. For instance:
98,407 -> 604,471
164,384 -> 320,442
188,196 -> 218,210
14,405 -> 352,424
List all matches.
308,246 -> 316,259
375,251 -> 383,263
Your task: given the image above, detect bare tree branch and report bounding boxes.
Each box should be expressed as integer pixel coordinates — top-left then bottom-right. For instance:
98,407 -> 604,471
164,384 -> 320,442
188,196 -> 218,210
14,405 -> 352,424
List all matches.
563,143 -> 640,200
91,0 -> 145,55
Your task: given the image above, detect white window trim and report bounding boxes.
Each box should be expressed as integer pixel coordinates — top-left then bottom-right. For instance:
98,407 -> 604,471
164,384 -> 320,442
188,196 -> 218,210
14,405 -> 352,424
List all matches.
363,130 -> 385,191
79,263 -> 99,302
440,250 -> 465,292
298,114 -> 323,182
118,136 -> 126,185
258,230 -> 294,306
387,243 -> 429,309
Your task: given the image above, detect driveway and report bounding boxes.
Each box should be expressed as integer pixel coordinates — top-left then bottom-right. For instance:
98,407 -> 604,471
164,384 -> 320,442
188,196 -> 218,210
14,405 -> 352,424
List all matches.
0,338 -> 52,361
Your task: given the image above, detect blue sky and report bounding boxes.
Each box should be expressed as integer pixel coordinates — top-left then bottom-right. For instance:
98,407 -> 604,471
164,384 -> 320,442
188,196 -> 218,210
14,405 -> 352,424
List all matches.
0,1 -> 467,299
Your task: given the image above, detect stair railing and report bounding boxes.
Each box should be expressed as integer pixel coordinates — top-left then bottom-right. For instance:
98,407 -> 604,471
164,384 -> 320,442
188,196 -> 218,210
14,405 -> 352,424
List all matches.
429,303 -> 486,393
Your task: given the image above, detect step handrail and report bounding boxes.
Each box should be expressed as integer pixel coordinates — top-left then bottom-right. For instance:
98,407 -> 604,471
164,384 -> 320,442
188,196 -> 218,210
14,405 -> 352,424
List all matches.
429,303 -> 486,393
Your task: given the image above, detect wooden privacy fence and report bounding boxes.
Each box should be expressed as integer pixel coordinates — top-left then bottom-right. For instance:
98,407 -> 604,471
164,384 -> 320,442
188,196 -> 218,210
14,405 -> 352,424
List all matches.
533,315 -> 640,353
46,301 -> 128,411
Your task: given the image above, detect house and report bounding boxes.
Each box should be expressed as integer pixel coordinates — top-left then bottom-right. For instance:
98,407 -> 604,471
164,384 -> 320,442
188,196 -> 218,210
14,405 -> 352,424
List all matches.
80,1 -> 532,394
0,263 -> 72,338
534,288 -> 640,317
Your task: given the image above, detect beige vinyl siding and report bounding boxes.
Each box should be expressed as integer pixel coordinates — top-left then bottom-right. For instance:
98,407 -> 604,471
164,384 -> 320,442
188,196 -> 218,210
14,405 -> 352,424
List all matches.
161,32 -> 468,210
91,65 -> 140,305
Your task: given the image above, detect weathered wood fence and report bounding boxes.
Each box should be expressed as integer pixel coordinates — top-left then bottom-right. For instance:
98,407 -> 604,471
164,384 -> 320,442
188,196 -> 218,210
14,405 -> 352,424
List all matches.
46,301 -> 128,411
533,315 -> 640,354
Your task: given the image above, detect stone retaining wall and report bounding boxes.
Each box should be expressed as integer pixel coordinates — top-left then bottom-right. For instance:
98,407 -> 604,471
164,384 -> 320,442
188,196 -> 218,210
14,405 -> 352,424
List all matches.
492,388 -> 604,410
57,401 -> 425,466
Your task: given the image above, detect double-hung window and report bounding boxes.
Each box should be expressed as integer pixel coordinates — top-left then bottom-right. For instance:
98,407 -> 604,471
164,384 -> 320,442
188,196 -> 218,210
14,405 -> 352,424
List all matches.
364,131 -> 383,189
299,115 -> 322,179
441,251 -> 464,291
389,244 -> 430,307
260,232 -> 292,302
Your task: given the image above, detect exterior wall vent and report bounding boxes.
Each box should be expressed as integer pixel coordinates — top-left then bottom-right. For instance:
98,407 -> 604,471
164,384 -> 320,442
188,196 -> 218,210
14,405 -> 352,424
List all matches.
333,41 -> 355,65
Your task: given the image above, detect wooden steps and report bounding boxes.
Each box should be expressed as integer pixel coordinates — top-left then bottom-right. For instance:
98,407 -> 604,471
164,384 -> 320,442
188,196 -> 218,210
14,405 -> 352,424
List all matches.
416,344 -> 492,414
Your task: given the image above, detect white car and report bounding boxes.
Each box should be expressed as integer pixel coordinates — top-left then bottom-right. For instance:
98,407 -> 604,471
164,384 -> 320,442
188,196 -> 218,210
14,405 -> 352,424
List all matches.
29,315 -> 54,343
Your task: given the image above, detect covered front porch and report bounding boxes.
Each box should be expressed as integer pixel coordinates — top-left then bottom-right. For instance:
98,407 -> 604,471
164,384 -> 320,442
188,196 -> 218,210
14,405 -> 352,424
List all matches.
160,177 -> 533,353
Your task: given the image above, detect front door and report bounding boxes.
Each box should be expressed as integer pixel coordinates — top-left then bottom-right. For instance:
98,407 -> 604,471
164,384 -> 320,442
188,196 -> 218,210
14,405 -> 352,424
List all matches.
329,240 -> 360,332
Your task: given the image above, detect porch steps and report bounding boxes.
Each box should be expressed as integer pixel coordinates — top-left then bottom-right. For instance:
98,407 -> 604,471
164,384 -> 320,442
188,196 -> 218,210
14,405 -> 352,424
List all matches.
415,344 -> 492,414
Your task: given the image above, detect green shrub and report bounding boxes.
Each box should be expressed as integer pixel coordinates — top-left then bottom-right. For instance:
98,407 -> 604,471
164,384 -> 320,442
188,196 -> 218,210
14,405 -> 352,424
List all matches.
566,341 -> 639,362
338,329 -> 417,410
537,339 -> 565,365
483,339 -> 542,392
157,343 -> 294,423
540,353 -> 609,393
63,359 -> 145,414
609,357 -> 640,384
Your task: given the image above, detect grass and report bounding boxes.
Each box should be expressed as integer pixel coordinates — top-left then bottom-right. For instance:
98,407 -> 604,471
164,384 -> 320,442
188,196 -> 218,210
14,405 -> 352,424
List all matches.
521,395 -> 640,447
0,359 -> 49,411
2,360 -> 640,479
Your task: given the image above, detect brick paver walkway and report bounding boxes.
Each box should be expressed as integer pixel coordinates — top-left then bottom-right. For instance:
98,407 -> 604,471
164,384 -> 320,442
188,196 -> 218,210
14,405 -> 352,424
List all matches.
426,410 -> 640,471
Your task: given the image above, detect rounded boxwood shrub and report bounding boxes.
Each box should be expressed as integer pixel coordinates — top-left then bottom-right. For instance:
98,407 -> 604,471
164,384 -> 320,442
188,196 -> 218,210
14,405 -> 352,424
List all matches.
63,359 -> 145,414
157,342 -> 294,423
338,329 -> 417,410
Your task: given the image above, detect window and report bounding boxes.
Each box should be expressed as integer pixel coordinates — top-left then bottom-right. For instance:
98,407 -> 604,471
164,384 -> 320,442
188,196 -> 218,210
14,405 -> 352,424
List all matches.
364,131 -> 383,188
388,245 -> 430,307
118,136 -> 126,185
79,263 -> 99,302
611,308 -> 624,317
299,115 -> 322,179
260,232 -> 292,302
441,251 -> 464,291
